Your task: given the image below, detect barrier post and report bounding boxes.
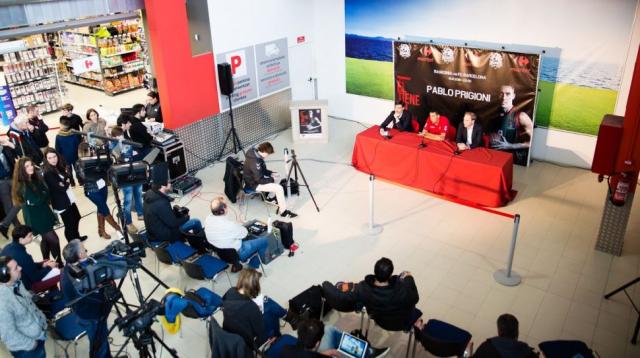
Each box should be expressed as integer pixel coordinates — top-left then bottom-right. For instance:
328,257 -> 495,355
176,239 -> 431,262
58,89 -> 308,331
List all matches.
362,175 -> 383,235
493,214 -> 522,286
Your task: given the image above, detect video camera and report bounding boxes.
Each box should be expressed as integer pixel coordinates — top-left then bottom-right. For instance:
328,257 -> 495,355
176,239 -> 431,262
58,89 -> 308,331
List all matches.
115,299 -> 164,338
172,205 -> 190,218
68,241 -> 146,291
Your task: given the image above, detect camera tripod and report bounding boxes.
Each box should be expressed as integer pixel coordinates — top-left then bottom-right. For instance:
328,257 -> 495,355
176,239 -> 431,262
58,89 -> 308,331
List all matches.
285,149 -> 320,212
605,276 -> 640,344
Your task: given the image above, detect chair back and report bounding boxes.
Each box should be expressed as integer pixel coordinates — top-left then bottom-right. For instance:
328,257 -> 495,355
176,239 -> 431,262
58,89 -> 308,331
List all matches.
182,287 -> 222,318
153,245 -> 175,265
182,255 -> 206,280
417,319 -> 471,357
539,340 -> 594,358
369,306 -> 416,332
50,309 -> 87,342
213,246 -> 241,264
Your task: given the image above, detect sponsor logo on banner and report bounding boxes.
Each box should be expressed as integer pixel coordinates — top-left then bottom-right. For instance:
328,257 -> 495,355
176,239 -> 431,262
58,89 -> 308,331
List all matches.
512,55 -> 531,73
442,47 -> 454,64
72,55 -> 100,75
418,46 -> 434,62
398,44 -> 411,59
488,52 -> 503,69
226,50 -> 247,76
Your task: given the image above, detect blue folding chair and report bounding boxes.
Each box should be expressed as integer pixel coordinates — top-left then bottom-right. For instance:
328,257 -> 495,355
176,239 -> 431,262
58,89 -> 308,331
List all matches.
152,241 -> 198,288
181,253 -> 233,290
539,340 -> 596,358
412,319 -> 472,357
48,308 -> 88,358
241,186 -> 274,219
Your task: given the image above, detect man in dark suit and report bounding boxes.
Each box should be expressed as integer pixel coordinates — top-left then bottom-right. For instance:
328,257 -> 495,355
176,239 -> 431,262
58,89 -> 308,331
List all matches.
380,101 -> 413,132
456,112 -> 483,151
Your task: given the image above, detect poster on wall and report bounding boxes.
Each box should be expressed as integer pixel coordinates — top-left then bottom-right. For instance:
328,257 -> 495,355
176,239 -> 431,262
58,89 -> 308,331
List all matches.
344,0 -> 636,136
216,46 -> 258,110
394,42 -> 539,165
256,38 -> 290,96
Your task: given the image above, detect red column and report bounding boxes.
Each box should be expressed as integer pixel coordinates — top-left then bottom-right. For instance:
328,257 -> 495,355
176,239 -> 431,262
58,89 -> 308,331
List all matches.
144,0 -> 220,129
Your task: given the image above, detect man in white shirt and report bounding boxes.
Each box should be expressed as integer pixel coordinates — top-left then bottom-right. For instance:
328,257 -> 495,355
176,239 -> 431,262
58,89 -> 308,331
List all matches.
456,112 -> 483,152
204,197 -> 269,270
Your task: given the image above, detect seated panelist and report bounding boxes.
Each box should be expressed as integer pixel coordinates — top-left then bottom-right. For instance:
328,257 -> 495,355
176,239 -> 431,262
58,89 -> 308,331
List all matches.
419,111 -> 450,141
456,112 -> 483,151
380,101 -> 412,132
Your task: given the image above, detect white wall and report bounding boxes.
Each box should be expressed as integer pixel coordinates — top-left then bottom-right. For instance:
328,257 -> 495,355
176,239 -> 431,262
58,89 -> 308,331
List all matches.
311,0 -> 640,168
207,0 -> 316,102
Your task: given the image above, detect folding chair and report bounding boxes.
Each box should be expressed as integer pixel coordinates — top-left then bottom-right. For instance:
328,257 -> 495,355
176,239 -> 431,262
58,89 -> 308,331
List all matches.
412,319 -> 472,357
362,307 -> 423,358
48,308 -> 88,358
539,340 -> 597,358
181,254 -> 233,290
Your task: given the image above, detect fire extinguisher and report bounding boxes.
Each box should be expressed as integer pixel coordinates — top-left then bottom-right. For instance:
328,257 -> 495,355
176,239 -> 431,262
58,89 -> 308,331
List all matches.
610,172 -> 631,206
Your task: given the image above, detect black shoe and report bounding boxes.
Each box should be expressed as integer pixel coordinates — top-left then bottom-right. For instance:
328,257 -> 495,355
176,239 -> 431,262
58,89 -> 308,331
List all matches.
371,346 -> 390,357
231,263 -> 243,273
280,210 -> 298,218
264,196 -> 278,204
78,235 -> 88,242
0,225 -> 8,239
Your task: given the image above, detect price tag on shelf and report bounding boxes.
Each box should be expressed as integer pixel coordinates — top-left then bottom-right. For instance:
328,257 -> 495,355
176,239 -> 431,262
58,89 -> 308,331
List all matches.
72,55 -> 100,75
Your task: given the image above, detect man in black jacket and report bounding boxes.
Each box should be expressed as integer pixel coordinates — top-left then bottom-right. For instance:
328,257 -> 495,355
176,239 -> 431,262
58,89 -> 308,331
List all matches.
471,313 -> 538,358
0,138 -> 20,238
243,142 -> 297,218
380,101 -> 413,132
6,114 -> 43,164
60,103 -> 83,131
456,112 -> 484,151
143,163 -> 203,243
117,113 -> 153,161
355,257 -> 421,330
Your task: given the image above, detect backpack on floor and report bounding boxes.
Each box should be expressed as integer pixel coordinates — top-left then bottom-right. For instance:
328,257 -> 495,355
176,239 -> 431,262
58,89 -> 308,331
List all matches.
286,285 -> 332,329
272,220 -> 294,249
280,178 -> 299,197
261,233 -> 284,264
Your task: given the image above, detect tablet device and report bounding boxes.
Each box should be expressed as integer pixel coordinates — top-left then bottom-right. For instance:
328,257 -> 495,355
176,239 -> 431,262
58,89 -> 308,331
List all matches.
337,332 -> 368,358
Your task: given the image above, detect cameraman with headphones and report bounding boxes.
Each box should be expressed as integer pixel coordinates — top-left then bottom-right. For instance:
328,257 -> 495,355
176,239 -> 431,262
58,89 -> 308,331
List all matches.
60,239 -> 112,358
0,256 -> 48,357
204,197 -> 269,271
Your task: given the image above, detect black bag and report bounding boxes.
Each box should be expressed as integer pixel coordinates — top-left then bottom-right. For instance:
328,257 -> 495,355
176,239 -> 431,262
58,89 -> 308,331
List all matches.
280,178 -> 299,197
224,157 -> 244,203
287,285 -> 331,323
273,220 -> 294,249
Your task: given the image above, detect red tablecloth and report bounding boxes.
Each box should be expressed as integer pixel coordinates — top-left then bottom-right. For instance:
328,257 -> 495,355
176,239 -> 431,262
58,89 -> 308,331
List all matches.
352,126 -> 514,207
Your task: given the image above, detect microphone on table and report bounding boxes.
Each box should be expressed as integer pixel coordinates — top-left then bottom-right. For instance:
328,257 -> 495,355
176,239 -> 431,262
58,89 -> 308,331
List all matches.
379,127 -> 392,140
418,133 -> 427,149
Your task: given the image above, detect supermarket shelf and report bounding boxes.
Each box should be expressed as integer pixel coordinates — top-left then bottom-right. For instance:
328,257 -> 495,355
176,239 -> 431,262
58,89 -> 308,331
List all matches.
60,41 -> 97,48
101,48 -> 142,57
104,68 -> 144,78
69,73 -> 103,81
14,100 -> 46,110
62,48 -> 98,56
106,85 -> 143,96
6,73 -> 56,86
3,64 -> 56,76
0,56 -> 51,66
64,79 -> 103,91
102,59 -> 143,68
11,85 -> 59,97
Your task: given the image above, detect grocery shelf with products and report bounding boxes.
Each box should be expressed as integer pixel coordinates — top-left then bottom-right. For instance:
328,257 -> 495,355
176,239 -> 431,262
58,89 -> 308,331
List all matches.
58,18 -> 147,96
0,34 -> 64,119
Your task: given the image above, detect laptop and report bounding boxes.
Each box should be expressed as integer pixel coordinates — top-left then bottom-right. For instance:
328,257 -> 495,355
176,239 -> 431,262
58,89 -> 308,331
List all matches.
337,332 -> 368,358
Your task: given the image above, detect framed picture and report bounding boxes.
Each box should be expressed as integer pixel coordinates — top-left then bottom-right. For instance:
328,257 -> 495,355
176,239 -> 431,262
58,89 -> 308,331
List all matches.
290,100 -> 329,143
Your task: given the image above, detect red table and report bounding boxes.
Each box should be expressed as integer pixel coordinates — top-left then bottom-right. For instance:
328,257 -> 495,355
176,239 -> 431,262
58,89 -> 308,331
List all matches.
352,126 -> 514,207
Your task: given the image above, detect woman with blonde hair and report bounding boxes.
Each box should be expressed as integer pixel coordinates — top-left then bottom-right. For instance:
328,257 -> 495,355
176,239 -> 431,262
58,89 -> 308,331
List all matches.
12,156 -> 62,265
222,268 -> 287,350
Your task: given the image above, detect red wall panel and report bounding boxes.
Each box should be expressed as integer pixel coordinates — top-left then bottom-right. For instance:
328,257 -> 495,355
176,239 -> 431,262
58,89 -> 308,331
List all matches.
617,46 -> 640,172
144,0 -> 219,129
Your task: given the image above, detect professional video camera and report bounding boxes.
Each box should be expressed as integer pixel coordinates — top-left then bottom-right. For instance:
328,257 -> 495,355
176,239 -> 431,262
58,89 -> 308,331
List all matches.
115,299 -> 164,338
68,241 -> 146,291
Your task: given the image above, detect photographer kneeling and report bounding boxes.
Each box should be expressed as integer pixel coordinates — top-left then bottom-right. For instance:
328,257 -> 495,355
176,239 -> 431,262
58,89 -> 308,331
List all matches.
61,239 -> 112,358
143,164 -> 205,245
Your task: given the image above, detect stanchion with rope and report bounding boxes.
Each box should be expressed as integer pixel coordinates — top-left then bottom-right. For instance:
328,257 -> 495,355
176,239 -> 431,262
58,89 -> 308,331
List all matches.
493,214 -> 522,286
362,174 -> 383,235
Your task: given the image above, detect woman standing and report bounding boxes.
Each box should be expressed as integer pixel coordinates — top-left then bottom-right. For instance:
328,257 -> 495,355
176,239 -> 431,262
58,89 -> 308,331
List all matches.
83,108 -> 108,148
77,143 -> 122,240
11,157 -> 62,265
42,148 -> 87,243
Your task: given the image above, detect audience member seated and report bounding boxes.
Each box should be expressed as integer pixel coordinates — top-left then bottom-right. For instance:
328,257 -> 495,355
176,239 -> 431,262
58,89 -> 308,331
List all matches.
0,225 -> 60,292
354,257 -> 421,330
281,318 -> 390,357
222,268 -> 287,351
243,142 -> 298,218
472,313 -> 538,358
204,197 -> 268,271
0,256 -> 48,358
143,164 -> 203,244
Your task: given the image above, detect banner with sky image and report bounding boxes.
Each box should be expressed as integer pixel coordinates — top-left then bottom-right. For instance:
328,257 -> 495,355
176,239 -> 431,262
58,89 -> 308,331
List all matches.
394,42 -> 539,165
345,0 -> 636,135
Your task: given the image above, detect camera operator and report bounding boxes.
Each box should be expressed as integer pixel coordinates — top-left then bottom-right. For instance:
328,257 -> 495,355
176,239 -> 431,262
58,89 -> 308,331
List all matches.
143,164 -> 205,244
61,239 -> 112,358
110,127 -> 144,235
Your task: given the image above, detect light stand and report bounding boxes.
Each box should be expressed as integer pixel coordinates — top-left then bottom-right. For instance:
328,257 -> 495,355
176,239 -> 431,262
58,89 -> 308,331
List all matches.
217,95 -> 244,160
285,149 -> 320,212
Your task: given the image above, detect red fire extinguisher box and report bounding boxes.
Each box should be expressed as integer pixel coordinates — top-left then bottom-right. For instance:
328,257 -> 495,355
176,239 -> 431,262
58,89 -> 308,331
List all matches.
592,115 -> 624,176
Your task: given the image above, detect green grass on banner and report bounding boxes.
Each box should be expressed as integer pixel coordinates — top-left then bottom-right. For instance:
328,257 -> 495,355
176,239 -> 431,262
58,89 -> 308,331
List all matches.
346,57 -> 394,100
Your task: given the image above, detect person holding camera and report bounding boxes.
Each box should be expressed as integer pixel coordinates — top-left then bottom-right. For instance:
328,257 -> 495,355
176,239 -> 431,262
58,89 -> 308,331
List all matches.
243,142 -> 297,218
143,164 -> 203,243
110,127 -> 144,235
61,239 -> 112,358
0,256 -> 48,358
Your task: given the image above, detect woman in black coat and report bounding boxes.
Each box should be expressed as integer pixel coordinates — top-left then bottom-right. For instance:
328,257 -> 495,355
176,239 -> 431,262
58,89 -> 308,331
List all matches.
42,148 -> 86,242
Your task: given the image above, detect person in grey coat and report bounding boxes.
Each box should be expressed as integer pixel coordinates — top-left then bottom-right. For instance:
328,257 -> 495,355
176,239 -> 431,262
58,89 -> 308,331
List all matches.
0,256 -> 48,357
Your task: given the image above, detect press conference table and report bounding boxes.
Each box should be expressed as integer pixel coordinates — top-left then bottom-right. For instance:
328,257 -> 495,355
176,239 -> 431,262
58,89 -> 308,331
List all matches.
351,126 -> 514,207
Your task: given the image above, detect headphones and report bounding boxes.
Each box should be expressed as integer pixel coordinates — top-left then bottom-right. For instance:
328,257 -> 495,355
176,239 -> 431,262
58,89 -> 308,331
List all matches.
211,198 -> 227,216
0,256 -> 11,283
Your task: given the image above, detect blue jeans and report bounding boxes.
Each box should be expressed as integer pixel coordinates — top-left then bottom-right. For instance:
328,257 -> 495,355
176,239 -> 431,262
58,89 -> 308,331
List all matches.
237,236 -> 269,268
122,184 -> 143,224
81,318 -> 111,358
180,218 -> 202,234
263,297 -> 287,338
86,187 -> 110,216
10,340 -> 45,358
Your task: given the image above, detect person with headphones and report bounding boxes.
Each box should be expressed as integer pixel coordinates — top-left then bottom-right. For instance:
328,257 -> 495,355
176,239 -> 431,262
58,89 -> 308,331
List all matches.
204,197 -> 269,271
60,239 -> 112,358
0,256 -> 48,357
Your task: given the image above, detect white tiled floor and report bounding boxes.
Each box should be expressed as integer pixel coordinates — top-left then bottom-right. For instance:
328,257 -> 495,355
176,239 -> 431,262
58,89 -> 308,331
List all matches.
2,86 -> 640,357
